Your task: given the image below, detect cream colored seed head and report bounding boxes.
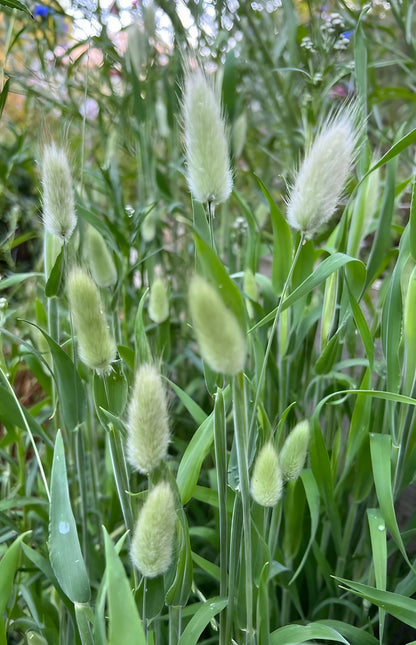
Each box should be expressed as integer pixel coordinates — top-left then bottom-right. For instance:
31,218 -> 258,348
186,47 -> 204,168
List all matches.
286,106 -> 357,237
42,143 -> 77,242
182,65 -> 232,206
250,441 -> 282,507
127,364 -> 170,474
130,481 -> 176,578
84,226 -> 117,288
279,420 -> 310,481
66,267 -> 116,375
149,278 -> 169,324
188,274 -> 246,376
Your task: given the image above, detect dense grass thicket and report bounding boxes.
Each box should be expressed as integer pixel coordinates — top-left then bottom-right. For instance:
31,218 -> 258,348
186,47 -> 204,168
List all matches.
1,1 -> 416,644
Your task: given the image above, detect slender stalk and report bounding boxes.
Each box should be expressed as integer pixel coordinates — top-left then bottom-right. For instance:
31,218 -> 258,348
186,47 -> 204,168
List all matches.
74,603 -> 94,645
248,234 -> 304,441
233,372 -> 255,645
214,387 -> 228,645
142,577 -> 147,640
226,496 -> 243,644
169,606 -> 182,645
107,422 -> 134,535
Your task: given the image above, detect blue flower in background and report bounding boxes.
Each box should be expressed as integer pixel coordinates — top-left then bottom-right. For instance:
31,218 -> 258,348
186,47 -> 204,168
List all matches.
34,4 -> 54,17
341,30 -> 353,40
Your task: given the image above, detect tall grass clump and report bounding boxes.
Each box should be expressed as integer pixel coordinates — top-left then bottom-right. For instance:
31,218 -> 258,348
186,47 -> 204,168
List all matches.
2,2 -> 416,645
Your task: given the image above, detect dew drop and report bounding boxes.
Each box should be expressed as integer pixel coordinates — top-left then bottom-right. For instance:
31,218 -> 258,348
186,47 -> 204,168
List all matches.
59,521 -> 70,534
378,524 -> 385,531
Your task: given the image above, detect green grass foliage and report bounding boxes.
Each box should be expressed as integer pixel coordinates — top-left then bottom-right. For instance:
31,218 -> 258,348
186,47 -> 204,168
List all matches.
1,1 -> 416,644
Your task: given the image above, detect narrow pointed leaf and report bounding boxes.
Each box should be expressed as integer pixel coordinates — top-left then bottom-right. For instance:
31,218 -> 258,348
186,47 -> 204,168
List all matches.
49,430 -> 90,603
103,528 -> 146,645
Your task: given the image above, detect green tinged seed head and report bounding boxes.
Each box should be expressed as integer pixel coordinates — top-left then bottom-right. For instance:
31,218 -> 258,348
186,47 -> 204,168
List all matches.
286,105 -> 358,237
84,226 -> 117,288
42,143 -> 77,242
67,267 -> 116,375
243,268 -> 258,302
148,278 -> 169,324
182,63 -> 232,206
404,264 -> 416,344
188,274 -> 246,376
130,481 -> 176,578
279,420 -> 310,481
250,441 -> 282,507
127,364 -> 170,474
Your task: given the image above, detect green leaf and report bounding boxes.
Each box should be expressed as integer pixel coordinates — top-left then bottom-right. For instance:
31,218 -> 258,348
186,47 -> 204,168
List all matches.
0,531 -> 31,614
366,159 -> 397,288
257,561 -> 271,645
0,272 -> 42,291
27,322 -> 86,430
363,127 -> 416,180
45,246 -> 65,298
103,528 -> 146,645
165,504 -> 193,607
191,552 -> 220,582
0,0 -> 33,16
309,417 -> 342,552
0,374 -> 52,447
250,253 -> 365,332
409,178 -> 416,261
289,470 -> 320,584
255,175 -> 292,296
177,412 -> 214,505
177,597 -> 228,645
93,363 -> 128,423
335,577 -> 416,629
369,434 -> 411,568
270,622 -> 349,644
0,78 -> 10,117
166,379 -> 207,426
49,430 -> 90,603
194,233 -> 246,331
134,289 -> 152,365
367,508 -> 387,641
318,620 -> 378,645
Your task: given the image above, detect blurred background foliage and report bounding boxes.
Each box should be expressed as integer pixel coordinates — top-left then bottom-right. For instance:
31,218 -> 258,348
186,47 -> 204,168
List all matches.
1,1 -> 416,643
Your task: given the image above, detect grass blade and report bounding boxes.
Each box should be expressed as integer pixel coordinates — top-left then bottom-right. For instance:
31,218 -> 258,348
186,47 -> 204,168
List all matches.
49,430 -> 90,603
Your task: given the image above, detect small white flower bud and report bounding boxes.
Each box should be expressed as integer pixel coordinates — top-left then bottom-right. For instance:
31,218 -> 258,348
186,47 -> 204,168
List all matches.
127,364 -> 170,474
130,481 -> 176,578
188,274 -> 246,376
42,143 -> 77,242
67,267 -> 116,375
148,278 -> 169,324
251,442 -> 282,507
84,226 -> 117,288
279,420 -> 310,481
182,63 -> 232,206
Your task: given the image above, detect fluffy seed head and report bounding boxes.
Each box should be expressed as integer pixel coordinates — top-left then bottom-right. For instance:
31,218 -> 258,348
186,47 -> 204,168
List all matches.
250,441 -> 282,507
148,278 -> 169,324
182,64 -> 232,205
127,364 -> 170,474
279,420 -> 310,481
188,274 -> 246,375
42,143 -> 77,242
130,481 -> 176,578
84,226 -> 117,288
286,106 -> 358,237
67,267 -> 116,374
